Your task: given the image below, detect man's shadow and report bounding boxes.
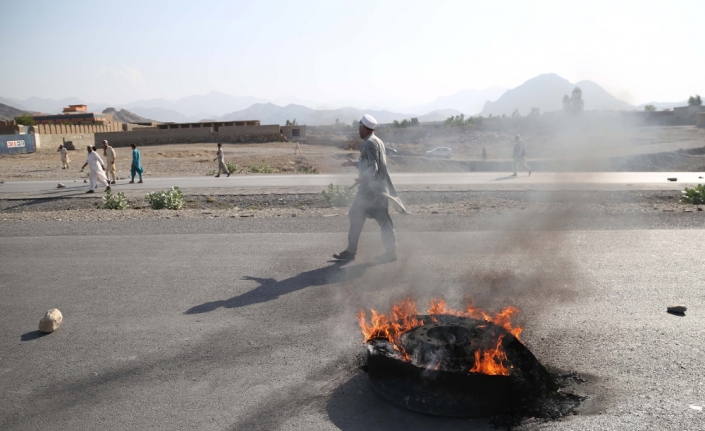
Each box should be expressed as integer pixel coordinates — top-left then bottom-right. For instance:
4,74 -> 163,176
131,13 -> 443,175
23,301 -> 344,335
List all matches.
184,261 -> 380,314
493,175 -> 517,181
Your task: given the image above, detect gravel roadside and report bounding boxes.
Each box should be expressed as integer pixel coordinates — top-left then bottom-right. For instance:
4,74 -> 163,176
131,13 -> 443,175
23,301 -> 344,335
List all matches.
0,190 -> 702,223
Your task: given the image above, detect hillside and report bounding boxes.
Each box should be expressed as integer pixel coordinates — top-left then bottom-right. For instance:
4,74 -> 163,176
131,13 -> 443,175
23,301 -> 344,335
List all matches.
0,102 -> 31,121
480,74 -> 634,116
412,86 -> 507,116
102,107 -> 153,123
219,103 -> 456,126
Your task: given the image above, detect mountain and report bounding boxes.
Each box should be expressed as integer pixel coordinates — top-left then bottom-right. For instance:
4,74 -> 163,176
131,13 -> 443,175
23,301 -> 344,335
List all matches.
126,107 -> 193,123
4,96 -> 85,114
480,74 -> 634,116
412,86 -> 507,116
120,91 -> 268,119
0,102 -> 31,121
102,107 -> 153,123
218,103 -> 462,126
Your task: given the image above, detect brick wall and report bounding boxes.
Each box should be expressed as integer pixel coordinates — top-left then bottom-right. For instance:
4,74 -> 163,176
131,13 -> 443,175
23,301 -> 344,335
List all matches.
32,123 -> 123,134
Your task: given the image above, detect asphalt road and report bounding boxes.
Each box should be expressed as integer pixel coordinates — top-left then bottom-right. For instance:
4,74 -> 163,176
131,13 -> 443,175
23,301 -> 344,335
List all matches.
1,172 -> 704,199
0,216 -> 703,430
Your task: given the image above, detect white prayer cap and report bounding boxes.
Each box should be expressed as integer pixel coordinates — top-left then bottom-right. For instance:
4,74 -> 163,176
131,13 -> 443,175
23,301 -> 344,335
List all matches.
360,114 -> 377,130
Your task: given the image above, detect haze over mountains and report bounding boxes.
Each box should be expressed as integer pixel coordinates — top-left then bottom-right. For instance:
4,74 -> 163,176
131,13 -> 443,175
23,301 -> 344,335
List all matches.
3,73 -> 687,125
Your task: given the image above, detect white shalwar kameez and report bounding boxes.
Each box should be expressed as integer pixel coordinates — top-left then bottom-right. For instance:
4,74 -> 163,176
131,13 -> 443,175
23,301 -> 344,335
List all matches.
87,151 -> 109,189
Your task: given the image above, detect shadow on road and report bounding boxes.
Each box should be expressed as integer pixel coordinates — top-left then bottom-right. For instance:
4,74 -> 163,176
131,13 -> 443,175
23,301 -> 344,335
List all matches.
493,175 -> 517,181
326,373 -> 493,431
184,261 -> 382,314
20,330 -> 49,341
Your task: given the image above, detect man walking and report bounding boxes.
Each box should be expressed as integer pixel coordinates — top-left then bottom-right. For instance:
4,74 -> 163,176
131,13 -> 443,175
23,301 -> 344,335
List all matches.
482,145 -> 487,162
213,143 -> 230,177
57,144 -> 69,169
102,140 -> 117,184
295,142 -> 301,156
511,134 -> 531,177
80,145 -> 110,193
129,144 -> 144,183
333,114 -> 406,262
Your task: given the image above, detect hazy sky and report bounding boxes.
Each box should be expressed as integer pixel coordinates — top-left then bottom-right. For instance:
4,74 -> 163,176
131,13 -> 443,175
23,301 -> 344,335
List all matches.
1,0 -> 703,108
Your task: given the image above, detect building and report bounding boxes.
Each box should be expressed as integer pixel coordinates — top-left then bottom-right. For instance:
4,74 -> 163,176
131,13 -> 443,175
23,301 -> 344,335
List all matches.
156,120 -> 260,131
22,105 -> 107,125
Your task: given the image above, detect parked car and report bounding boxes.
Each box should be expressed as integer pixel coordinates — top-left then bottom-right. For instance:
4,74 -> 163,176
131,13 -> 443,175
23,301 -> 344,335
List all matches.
425,147 -> 452,158
385,147 -> 397,156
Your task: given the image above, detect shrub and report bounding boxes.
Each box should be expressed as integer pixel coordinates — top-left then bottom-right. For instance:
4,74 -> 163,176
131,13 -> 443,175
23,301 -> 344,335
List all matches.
146,187 -> 184,210
206,169 -> 216,176
681,184 -> 705,205
249,163 -> 275,173
322,183 -> 355,207
99,189 -> 129,210
226,162 -> 240,173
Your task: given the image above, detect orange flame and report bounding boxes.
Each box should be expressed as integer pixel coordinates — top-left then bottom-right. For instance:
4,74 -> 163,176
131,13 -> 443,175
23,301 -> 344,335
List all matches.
358,297 -> 522,376
469,335 -> 510,376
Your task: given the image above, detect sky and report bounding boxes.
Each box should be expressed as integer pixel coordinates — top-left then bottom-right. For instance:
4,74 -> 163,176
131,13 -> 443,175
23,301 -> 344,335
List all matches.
1,0 -> 703,109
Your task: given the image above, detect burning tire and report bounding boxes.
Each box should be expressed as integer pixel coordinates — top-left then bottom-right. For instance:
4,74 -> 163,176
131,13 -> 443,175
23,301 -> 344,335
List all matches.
359,300 -> 556,417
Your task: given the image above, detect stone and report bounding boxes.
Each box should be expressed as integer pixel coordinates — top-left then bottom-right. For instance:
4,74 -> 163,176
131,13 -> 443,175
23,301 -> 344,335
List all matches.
39,308 -> 63,333
84,179 -> 87,183
667,304 -> 687,314
667,178 -> 677,182
57,183 -> 65,188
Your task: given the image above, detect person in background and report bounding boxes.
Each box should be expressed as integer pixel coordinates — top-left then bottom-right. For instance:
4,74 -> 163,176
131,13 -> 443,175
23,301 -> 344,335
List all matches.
295,142 -> 301,156
482,146 -> 487,162
129,144 -> 144,183
102,140 -> 117,184
58,144 -> 69,169
511,134 -> 531,177
213,143 -> 230,177
80,145 -> 110,193
333,114 -> 406,263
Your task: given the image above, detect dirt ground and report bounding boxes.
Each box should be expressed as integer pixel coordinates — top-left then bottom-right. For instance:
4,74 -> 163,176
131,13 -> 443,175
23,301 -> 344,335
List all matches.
1,126 -> 704,182
0,190 -> 701,222
0,142 -> 348,182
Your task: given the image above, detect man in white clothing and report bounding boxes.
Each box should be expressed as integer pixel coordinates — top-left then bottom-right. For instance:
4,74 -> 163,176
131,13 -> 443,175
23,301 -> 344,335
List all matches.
81,145 -> 110,194
103,140 -> 117,184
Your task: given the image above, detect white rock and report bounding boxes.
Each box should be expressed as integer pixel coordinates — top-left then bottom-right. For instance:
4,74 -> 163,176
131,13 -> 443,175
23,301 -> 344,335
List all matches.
57,183 -> 65,188
38,309 -> 63,333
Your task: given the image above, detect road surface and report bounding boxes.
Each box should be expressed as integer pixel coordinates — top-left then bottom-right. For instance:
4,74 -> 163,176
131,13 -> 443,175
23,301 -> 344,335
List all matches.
1,172 -> 703,198
1,216 -> 703,430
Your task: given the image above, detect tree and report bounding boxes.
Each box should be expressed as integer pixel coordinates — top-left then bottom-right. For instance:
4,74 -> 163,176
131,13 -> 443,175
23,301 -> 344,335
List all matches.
512,108 -> 520,119
352,119 -> 357,128
285,118 -> 298,126
392,120 -> 400,127
688,94 -> 702,106
562,87 -> 584,116
15,114 -> 35,126
644,104 -> 656,112
335,118 -> 340,127
410,117 -> 419,126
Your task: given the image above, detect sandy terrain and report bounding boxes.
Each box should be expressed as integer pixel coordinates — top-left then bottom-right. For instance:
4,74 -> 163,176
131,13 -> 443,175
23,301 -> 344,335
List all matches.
0,190 -> 701,222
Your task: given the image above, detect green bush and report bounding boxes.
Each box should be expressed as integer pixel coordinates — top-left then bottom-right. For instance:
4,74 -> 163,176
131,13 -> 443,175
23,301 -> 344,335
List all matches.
322,183 -> 355,207
206,169 -> 216,176
249,163 -> 275,173
100,189 -> 129,210
226,162 -> 240,173
146,187 -> 184,210
681,184 -> 705,205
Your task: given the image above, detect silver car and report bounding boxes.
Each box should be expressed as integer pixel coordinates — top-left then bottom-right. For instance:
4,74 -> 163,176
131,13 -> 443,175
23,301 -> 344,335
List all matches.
425,147 -> 452,158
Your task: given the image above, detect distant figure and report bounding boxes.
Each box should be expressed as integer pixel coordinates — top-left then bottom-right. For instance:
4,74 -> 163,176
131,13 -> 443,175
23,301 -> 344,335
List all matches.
295,142 -> 301,156
57,144 -> 69,169
129,144 -> 144,183
214,143 -> 230,177
80,145 -> 110,193
102,140 -> 117,184
481,146 -> 487,162
511,134 -> 531,177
